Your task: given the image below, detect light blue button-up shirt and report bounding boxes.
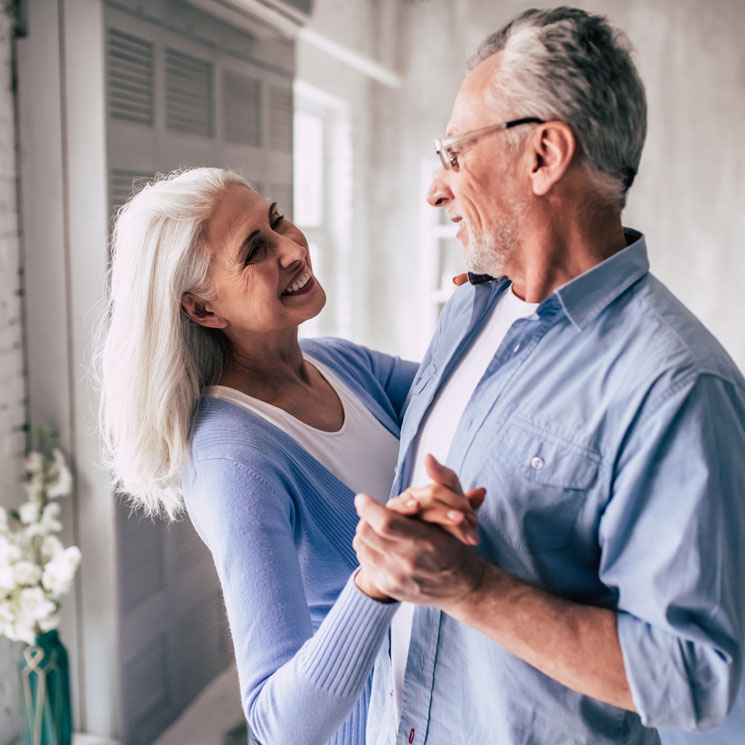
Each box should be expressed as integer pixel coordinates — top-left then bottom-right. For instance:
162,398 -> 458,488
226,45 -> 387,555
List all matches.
368,231 -> 745,745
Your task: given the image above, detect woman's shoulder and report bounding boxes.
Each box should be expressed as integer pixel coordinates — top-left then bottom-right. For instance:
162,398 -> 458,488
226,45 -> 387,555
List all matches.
300,336 -> 372,370
190,397 -> 287,468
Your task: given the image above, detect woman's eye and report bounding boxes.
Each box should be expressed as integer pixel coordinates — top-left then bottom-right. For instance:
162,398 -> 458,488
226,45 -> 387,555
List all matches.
271,213 -> 285,230
243,242 -> 265,265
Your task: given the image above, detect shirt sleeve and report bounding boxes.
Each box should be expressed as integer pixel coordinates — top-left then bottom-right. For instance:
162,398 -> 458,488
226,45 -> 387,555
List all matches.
184,456 -> 399,745
598,373 -> 745,731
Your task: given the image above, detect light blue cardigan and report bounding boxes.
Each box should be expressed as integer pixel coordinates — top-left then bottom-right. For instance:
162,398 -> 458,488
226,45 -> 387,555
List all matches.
182,338 -> 416,745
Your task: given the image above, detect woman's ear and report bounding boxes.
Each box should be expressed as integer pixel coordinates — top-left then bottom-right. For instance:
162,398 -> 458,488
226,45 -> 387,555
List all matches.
180,292 -> 227,329
528,121 -> 576,197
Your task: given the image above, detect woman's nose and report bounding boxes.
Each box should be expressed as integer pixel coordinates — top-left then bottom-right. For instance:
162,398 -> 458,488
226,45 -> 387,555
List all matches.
277,233 -> 308,268
427,167 -> 453,207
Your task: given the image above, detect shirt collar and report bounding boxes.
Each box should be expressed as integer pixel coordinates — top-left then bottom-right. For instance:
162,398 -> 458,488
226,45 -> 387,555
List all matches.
554,228 -> 649,331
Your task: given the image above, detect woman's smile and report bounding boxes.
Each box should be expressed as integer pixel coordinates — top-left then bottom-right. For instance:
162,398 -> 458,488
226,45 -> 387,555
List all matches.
282,269 -> 315,297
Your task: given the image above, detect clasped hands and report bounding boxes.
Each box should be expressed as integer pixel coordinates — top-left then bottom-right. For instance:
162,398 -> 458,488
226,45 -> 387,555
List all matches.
353,453 -> 487,611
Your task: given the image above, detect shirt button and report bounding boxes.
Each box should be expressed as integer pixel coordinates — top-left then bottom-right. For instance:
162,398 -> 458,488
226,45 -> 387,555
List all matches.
409,729 -> 415,744
513,343 -> 520,353
530,456 -> 544,470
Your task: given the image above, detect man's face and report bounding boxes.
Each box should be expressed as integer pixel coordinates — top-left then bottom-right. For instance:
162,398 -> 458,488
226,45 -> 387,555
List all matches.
427,54 -> 529,277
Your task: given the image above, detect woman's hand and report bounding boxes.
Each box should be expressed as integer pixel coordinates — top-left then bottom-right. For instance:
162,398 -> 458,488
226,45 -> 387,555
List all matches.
387,455 -> 484,546
354,455 -> 486,602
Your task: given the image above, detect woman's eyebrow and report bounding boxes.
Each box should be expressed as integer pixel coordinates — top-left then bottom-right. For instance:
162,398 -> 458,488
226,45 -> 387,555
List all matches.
268,201 -> 278,219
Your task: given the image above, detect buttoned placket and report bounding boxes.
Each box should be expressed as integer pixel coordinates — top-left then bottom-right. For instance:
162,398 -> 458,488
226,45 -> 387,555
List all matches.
447,300 -> 561,477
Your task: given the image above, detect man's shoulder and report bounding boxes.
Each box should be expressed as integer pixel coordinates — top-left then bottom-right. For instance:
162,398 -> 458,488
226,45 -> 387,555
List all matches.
623,273 -> 743,385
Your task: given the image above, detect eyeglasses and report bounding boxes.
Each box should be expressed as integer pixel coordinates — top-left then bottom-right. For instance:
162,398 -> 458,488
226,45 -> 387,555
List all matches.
434,117 -> 545,170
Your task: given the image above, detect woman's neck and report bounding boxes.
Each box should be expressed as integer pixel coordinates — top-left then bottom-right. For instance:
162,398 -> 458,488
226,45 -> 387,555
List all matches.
219,329 -> 310,397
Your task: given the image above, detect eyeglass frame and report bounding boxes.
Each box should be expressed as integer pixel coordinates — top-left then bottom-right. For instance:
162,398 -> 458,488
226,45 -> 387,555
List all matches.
434,117 -> 545,170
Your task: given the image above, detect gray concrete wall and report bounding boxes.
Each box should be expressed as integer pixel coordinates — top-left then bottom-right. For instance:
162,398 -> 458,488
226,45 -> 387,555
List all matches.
368,0 -> 745,369
0,4 -> 24,744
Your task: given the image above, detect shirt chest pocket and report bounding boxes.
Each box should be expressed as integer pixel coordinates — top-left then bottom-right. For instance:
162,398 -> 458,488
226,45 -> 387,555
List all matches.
482,418 -> 601,553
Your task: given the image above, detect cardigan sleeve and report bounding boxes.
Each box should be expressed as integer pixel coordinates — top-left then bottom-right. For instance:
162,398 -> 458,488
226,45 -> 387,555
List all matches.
184,455 -> 399,745
362,348 -> 419,420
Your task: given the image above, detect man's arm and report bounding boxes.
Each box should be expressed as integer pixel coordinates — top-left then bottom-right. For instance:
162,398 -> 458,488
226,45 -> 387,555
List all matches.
353,492 -> 635,711
354,372 -> 745,728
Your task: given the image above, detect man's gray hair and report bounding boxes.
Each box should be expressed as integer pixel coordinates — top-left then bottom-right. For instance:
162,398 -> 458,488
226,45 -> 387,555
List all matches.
470,7 -> 647,209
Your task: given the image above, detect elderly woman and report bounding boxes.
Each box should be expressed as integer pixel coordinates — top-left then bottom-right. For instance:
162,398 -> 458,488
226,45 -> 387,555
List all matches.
99,168 -> 481,745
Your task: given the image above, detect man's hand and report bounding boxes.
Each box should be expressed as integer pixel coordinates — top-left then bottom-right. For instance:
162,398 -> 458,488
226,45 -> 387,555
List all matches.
353,455 -> 487,608
354,455 -> 485,603
353,493 -> 486,608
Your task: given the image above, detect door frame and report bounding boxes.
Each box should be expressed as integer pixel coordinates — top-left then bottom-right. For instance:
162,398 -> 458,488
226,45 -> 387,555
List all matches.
17,0 -> 119,736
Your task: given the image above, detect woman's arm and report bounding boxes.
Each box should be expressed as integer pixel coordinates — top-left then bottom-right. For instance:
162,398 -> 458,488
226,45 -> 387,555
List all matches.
184,456 -> 398,745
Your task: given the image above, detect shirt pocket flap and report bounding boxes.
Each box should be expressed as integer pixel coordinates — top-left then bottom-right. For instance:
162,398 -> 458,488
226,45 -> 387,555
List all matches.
497,418 -> 600,491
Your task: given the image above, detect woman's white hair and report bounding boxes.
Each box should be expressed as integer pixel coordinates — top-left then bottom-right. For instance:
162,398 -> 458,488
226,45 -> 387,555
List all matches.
470,7 -> 647,210
98,167 -> 249,519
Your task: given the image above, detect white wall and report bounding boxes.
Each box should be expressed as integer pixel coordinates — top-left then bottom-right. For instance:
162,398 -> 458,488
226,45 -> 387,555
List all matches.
296,0 -> 404,345
368,0 -> 745,369
0,6 -> 24,744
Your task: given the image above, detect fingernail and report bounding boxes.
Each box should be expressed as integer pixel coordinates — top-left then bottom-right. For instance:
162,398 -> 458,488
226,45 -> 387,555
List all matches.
405,499 -> 418,508
447,510 -> 462,522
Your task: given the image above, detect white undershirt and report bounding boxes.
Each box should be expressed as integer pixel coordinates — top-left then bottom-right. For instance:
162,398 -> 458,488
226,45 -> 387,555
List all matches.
391,286 -> 539,725
206,357 -> 399,503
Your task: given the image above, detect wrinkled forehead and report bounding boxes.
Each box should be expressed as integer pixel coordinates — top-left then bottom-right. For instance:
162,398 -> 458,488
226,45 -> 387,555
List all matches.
447,53 -> 505,135
205,183 -> 264,253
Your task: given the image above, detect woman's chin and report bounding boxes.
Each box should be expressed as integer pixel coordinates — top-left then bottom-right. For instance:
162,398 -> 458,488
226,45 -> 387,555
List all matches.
297,284 -> 326,325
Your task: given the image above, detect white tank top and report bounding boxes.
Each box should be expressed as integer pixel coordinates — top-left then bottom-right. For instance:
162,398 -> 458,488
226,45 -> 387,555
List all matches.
205,356 -> 399,503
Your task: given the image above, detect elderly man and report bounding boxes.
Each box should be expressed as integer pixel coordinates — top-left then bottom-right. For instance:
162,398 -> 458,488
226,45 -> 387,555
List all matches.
352,7 -> 745,745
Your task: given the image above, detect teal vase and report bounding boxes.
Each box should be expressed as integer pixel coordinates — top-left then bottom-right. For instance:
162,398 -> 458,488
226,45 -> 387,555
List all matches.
18,630 -> 73,745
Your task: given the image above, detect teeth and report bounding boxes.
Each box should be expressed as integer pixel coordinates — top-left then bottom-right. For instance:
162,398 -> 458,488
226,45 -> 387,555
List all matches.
284,270 -> 311,295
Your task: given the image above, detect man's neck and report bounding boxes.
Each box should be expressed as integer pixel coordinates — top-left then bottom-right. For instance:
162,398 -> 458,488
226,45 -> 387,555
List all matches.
508,210 -> 627,303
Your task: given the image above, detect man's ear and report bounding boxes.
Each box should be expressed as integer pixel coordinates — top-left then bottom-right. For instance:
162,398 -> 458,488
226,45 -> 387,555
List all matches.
180,292 -> 227,329
527,121 -> 576,197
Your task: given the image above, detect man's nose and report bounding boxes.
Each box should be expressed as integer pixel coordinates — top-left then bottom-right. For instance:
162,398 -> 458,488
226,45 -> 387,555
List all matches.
427,167 -> 453,207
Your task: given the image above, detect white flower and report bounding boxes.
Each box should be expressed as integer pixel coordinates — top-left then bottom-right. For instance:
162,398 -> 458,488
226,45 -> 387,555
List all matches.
23,473 -> 44,503
24,451 -> 44,477
0,563 -> 14,593
18,501 -> 40,525
12,561 -> 42,587
42,546 -> 81,597
0,507 -> 7,533
18,587 -> 56,622
46,449 -> 73,498
0,535 -> 21,564
41,536 -> 64,563
6,621 -> 36,645
39,503 -> 63,534
37,614 -> 60,633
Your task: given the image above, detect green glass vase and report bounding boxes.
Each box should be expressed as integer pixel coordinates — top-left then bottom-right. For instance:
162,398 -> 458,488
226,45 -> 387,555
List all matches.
18,630 -> 73,745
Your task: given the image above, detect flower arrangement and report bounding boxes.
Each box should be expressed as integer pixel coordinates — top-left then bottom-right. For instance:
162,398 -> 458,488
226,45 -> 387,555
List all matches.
0,429 -> 81,645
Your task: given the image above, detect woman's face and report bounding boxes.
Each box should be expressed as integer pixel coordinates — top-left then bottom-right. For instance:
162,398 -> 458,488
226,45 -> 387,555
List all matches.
187,183 -> 325,341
